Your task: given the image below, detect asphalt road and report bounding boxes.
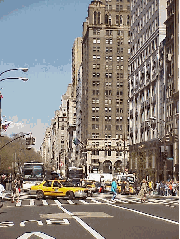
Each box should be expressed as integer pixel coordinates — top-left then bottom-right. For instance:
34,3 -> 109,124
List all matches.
0,194 -> 179,239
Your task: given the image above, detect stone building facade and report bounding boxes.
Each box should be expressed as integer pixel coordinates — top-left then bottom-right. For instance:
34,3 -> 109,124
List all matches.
81,0 -> 130,176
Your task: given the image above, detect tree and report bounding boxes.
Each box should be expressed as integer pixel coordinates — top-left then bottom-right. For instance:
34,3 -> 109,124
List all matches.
0,134 -> 42,174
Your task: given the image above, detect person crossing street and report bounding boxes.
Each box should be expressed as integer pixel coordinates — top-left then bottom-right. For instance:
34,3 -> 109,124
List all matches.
0,183 -> 5,208
111,178 -> 117,200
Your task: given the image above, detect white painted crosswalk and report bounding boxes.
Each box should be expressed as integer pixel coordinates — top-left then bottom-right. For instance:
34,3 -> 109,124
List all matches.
5,194 -> 179,208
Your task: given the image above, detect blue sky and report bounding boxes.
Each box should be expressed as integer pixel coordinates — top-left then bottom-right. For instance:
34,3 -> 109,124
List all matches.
0,0 -> 89,150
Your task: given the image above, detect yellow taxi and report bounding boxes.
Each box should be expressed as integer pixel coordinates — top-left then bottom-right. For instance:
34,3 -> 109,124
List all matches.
30,180 -> 89,200
105,181 -> 112,192
83,180 -> 100,196
117,181 -> 136,195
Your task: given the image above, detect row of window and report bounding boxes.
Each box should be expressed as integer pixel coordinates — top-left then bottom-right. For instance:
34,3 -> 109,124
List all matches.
93,52 -> 129,60
92,71 -> 124,78
91,98 -> 124,104
92,124 -> 123,131
92,81 -> 123,88
93,29 -> 125,36
92,107 -> 124,113
92,116 -> 123,122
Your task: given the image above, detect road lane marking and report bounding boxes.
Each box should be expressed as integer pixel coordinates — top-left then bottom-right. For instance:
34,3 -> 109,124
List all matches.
42,200 -> 48,205
72,216 -> 105,239
91,199 -> 102,204
20,220 -> 43,227
67,200 -> 75,204
15,200 -> 22,207
79,200 -> 89,204
54,200 -> 105,239
17,232 -> 55,239
102,200 -> 179,225
30,199 -> 35,206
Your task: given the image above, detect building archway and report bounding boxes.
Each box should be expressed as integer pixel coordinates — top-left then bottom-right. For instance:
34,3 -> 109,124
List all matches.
103,160 -> 112,174
114,160 -> 122,174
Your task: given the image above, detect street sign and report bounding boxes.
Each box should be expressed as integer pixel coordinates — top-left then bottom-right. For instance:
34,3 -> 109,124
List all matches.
167,158 -> 173,160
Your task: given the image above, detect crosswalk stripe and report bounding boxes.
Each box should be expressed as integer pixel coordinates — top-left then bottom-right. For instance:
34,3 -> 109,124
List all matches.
30,199 -> 35,206
42,200 -> 48,205
67,200 -> 75,205
16,200 -> 22,207
91,199 -> 101,204
79,200 -> 89,204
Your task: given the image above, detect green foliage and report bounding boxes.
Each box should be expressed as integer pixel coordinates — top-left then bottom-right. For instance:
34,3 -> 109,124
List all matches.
0,134 -> 42,174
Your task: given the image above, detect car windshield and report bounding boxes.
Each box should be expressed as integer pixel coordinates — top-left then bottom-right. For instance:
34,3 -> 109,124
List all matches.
61,181 -> 74,187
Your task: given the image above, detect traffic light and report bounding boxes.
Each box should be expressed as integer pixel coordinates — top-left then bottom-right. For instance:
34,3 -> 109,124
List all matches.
32,137 -> 36,145
26,136 -> 35,145
26,137 -> 31,145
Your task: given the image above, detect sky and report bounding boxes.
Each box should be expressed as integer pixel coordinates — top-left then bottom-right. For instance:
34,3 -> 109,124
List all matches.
0,0 -> 90,150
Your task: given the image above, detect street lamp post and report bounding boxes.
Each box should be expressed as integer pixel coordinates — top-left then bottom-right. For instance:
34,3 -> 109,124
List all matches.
0,68 -> 29,137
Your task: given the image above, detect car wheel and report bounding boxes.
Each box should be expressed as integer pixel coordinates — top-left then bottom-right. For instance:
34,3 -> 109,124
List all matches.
67,191 -> 74,200
90,191 -> 93,197
36,190 -> 44,200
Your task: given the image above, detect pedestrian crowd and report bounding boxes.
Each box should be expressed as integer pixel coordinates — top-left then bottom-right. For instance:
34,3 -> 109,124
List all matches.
0,174 -> 22,203
155,180 -> 179,196
138,179 -> 179,202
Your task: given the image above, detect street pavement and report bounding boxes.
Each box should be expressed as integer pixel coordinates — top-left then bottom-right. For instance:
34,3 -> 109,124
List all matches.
0,192 -> 179,239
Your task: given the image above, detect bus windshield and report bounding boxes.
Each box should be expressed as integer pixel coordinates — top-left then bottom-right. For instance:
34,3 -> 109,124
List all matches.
23,164 -> 44,180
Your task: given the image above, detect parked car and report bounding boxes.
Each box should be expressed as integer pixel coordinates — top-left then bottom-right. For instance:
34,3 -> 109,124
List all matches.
30,180 -> 89,200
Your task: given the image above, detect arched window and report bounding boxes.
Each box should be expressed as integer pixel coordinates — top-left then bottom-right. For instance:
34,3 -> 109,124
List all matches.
120,15 -> 123,25
94,11 -> 97,25
98,12 -> 100,24
127,15 -> 130,25
108,15 -> 112,25
105,14 -> 108,25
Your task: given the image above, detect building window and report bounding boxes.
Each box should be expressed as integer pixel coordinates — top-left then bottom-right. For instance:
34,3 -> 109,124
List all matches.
98,12 -> 100,24
92,124 -> 99,130
92,133 -> 99,138
105,125 -> 111,131
120,15 -> 123,24
94,11 -> 97,25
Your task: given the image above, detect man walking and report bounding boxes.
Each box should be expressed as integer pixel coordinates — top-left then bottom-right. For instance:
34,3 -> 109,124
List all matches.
0,183 -> 5,208
111,178 -> 117,200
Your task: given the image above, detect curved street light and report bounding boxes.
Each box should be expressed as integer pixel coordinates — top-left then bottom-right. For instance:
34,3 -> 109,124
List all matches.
0,77 -> 28,82
0,68 -> 29,136
0,68 -> 28,77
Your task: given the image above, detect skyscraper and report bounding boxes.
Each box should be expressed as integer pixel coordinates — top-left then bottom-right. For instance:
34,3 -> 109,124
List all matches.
81,0 -> 130,176
128,0 -> 167,182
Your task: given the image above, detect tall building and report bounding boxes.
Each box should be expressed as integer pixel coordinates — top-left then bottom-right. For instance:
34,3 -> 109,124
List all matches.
81,0 -> 130,176
72,37 -> 82,98
164,0 -> 179,181
128,0 -> 168,182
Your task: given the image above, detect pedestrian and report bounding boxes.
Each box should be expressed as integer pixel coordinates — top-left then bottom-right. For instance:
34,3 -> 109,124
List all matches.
172,181 -> 177,196
0,183 -> 5,208
11,179 -> 20,203
148,180 -> 153,195
111,178 -> 117,200
101,180 -> 105,193
126,180 -> 130,195
169,182 -> 173,196
121,181 -> 126,195
139,179 -> 147,203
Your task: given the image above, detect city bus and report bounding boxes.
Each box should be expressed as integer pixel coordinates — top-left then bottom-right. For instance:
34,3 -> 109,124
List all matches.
67,167 -> 84,186
22,161 -> 45,191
